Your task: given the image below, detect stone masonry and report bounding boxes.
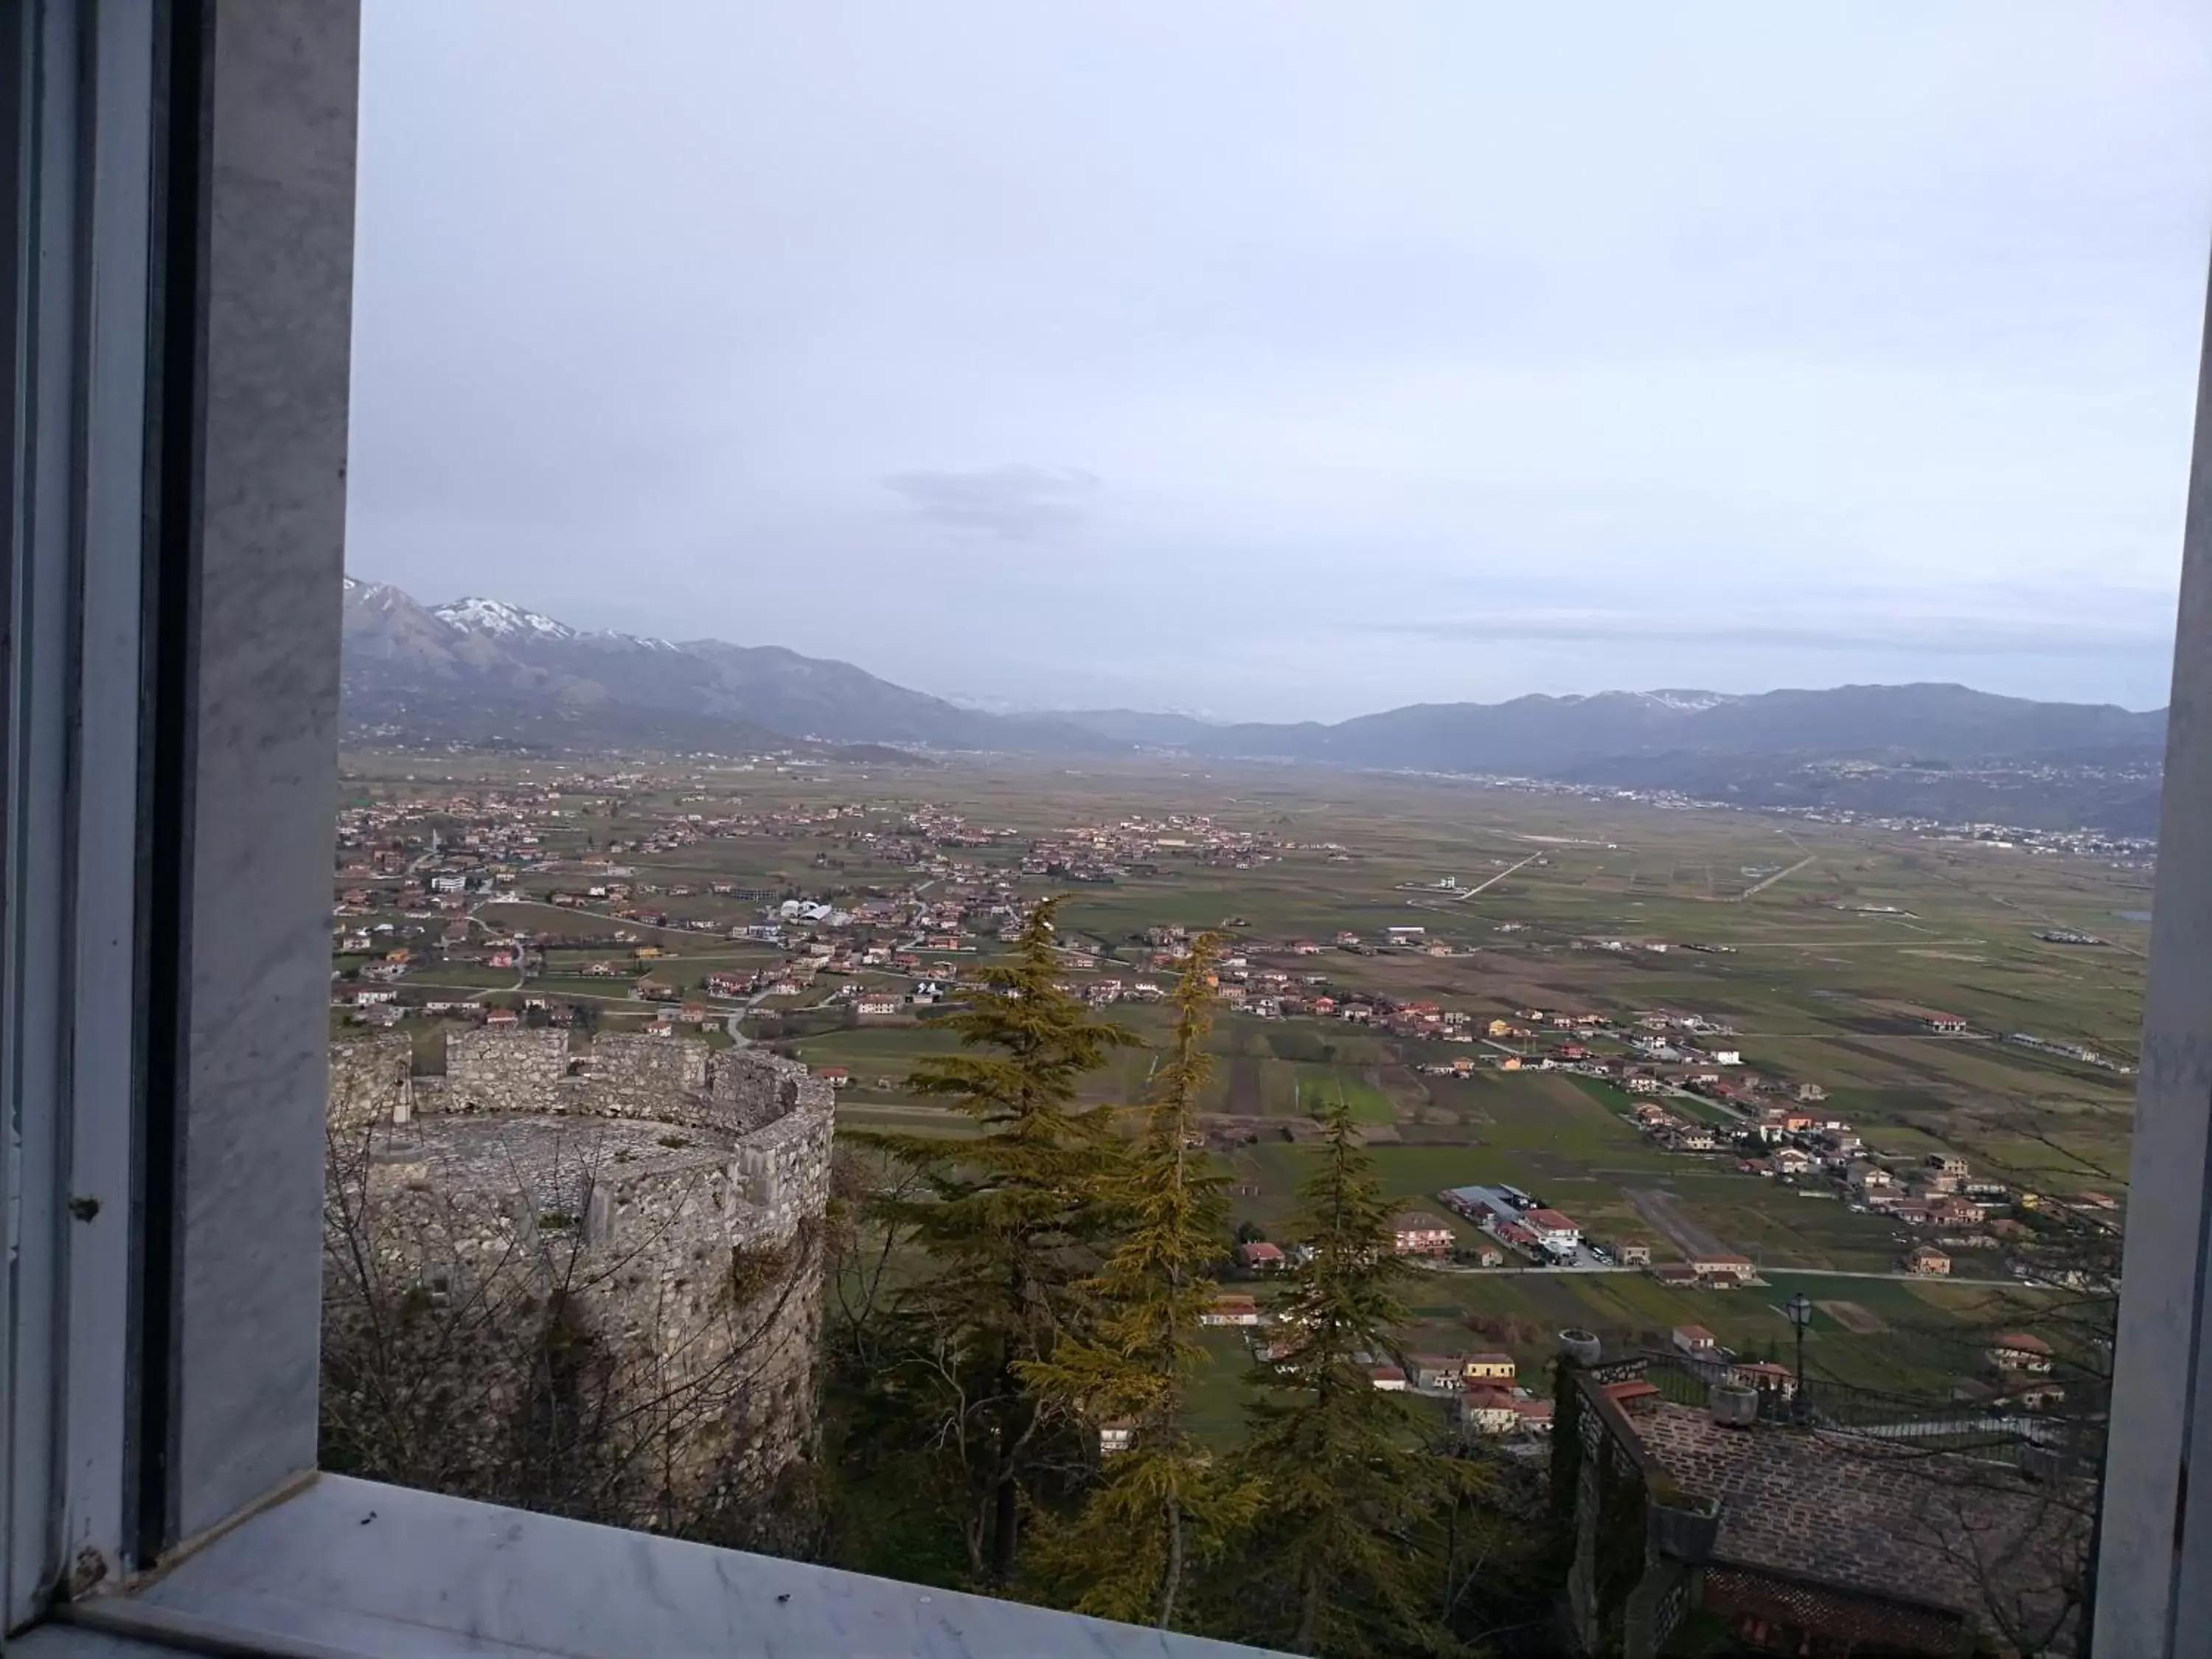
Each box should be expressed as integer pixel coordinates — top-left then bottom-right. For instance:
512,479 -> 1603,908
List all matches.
325,1029 -> 835,1532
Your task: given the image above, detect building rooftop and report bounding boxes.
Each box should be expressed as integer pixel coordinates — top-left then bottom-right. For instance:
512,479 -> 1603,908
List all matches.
1628,1399 -> 2085,1635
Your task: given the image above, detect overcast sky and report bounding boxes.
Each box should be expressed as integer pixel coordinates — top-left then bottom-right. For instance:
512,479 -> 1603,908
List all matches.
349,1 -> 2212,721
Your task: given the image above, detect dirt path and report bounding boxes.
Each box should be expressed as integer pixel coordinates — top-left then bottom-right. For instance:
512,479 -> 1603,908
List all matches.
1627,1187 -> 1732,1259
1225,1056 -> 1263,1116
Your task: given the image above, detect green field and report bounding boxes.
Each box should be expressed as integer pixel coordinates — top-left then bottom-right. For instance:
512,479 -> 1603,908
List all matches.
339,748 -> 2137,1411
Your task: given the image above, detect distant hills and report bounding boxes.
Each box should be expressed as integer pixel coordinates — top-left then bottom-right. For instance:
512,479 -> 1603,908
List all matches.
1099,684 -> 2165,773
341,577 -> 2166,832
341,578 -> 1114,755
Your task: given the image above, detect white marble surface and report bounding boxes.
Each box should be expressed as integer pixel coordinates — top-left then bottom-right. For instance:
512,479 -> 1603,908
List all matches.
11,1629 -> 174,1658
172,0 -> 359,1542
105,1475 -> 1287,1658
10,1637 -> 170,1659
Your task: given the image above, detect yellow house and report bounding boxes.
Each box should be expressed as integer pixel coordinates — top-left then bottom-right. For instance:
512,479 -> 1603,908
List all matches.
634,945 -> 664,959
1486,1018 -> 1515,1038
1464,1353 -> 1516,1383
1498,1055 -> 1522,1071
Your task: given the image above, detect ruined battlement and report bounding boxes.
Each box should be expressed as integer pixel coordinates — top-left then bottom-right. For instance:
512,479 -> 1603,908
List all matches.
330,1029 -> 832,1248
420,1026 -> 819,1142
323,1029 -> 835,1533
328,1032 -> 414,1133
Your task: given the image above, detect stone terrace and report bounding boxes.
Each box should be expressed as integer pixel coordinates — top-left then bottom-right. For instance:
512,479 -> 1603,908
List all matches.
370,1114 -> 728,1222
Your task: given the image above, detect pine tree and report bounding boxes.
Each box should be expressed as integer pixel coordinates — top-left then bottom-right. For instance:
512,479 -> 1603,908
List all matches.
1021,935 -> 1262,1627
856,897 -> 1136,1586
1233,1095 -> 1455,1656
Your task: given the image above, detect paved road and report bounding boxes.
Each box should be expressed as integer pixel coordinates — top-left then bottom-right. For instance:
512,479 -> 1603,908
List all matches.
1450,852 -> 1543,900
726,985 -> 775,1048
1410,1261 -> 2031,1288
1474,1040 -> 1754,1122
1750,1266 -> 2037,1287
1737,852 -> 1818,900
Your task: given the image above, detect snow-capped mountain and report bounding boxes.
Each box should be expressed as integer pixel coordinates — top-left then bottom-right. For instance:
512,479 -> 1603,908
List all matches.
1633,689 -> 1740,714
431,596 -> 577,641
340,577 -> 1115,754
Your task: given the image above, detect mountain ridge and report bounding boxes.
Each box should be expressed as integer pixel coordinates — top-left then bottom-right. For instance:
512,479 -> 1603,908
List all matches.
340,575 -> 2166,830
341,577 -> 1116,754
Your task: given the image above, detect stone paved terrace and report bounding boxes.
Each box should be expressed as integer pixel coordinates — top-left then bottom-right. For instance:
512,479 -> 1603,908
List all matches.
370,1114 -> 730,1220
1628,1399 -> 2087,1633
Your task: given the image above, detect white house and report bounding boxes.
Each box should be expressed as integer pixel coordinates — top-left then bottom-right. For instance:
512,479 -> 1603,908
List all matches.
1525,1208 -> 1581,1255
1461,1388 -> 1520,1434
1200,1295 -> 1262,1329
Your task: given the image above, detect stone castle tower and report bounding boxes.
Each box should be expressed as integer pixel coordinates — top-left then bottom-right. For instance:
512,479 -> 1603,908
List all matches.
324,1029 -> 835,1535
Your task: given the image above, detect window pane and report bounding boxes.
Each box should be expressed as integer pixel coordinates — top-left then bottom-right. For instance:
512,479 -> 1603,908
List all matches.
327,6 -> 2210,1653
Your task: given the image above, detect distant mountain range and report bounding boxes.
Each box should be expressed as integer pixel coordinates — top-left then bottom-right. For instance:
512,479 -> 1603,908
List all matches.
341,577 -> 2167,832
1152,684 -> 2164,773
341,578 -> 1114,755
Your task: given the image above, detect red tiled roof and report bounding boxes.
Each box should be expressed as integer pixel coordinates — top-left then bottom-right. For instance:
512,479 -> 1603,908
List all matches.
1700,1565 -> 1972,1655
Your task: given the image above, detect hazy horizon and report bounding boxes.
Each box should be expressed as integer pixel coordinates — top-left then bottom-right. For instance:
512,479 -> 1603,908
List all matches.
346,568 -> 2178,722
349,2 -> 2212,723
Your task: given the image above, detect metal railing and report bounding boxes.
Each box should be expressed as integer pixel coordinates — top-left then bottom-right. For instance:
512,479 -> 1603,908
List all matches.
1627,1351 -> 2098,1470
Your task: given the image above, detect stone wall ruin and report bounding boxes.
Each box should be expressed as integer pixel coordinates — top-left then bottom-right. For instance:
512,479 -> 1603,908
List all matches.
323,1029 -> 835,1537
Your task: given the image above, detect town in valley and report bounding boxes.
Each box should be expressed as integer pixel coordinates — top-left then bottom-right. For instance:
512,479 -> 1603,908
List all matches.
332,748 -> 2138,1435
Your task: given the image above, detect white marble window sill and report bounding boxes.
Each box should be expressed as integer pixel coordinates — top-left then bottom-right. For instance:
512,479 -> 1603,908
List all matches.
18,1475 -> 1278,1659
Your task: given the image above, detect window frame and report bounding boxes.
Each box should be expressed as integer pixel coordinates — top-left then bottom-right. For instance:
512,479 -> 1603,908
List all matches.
3,0 -> 163,1624
5,1 -> 2209,1654
1,12 -> 1274,1655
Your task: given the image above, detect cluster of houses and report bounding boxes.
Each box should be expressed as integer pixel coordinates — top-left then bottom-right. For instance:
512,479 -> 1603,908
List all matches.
1437,1186 -> 1588,1265
1380,1352 -> 1554,1436
1969,1331 -> 2067,1410
1742,1134 -> 2017,1265
2004,1030 -> 2134,1074
338,781 -> 1194,1034
1195,1290 -> 1552,1436
1022,814 -> 1292,884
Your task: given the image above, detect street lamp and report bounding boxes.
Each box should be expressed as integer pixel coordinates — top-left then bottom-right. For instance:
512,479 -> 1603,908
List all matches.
1785,1292 -> 1813,1422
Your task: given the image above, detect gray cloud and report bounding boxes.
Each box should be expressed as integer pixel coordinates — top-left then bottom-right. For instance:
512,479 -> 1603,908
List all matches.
880,465 -> 1101,540
1358,610 -> 2172,660
346,1 -> 2211,720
